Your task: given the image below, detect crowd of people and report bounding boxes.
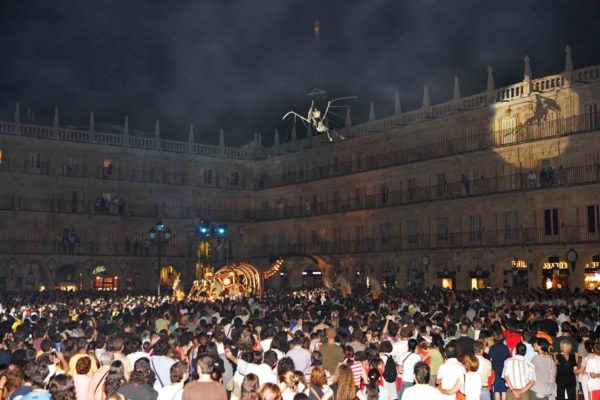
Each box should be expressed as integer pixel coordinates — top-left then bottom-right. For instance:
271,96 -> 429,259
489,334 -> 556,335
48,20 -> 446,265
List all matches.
0,287 -> 599,400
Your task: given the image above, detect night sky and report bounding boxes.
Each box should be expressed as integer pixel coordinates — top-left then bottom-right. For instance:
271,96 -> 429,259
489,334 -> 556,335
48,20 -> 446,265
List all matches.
1,0 -> 599,146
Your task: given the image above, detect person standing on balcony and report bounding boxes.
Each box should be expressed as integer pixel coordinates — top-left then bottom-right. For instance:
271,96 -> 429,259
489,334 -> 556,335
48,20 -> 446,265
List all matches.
461,174 -> 471,196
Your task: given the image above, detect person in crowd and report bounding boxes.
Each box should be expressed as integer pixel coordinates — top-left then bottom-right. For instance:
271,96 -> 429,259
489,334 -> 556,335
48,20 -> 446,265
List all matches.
183,355 -> 227,400
259,382 -> 282,400
331,364 -> 367,400
307,366 -> 333,400
287,337 -> 312,373
473,340 -> 492,400
21,364 -> 50,400
87,351 -> 114,400
502,343 -> 535,400
531,338 -> 556,400
437,342 -> 465,400
47,374 -> 76,400
488,330 -> 510,400
428,335 -> 445,387
555,341 -> 577,400
456,323 -> 476,359
103,360 -> 126,400
232,373 -> 259,400
279,369 -> 302,400
400,362 -> 443,400
397,339 -> 422,399
73,356 -> 91,400
118,357 -> 158,400
575,340 -> 595,400
157,361 -> 187,400
363,369 -> 388,400
319,329 -> 344,376
461,354 -> 483,400
149,338 -> 176,392
584,342 -> 600,400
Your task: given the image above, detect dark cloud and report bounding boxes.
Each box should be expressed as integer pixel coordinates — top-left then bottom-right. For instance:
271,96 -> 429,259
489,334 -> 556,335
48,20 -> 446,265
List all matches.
0,0 -> 599,146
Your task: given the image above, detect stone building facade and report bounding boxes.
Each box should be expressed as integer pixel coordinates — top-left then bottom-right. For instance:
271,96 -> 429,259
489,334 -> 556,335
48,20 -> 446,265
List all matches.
1,48 -> 600,291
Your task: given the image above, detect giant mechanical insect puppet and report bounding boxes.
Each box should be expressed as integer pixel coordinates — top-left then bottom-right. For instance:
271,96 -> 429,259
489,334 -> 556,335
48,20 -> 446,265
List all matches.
186,258 -> 284,300
283,93 -> 356,142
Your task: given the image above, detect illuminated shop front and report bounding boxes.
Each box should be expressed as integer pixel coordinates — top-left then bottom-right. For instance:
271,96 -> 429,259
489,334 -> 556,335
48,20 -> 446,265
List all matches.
585,256 -> 600,290
437,265 -> 456,290
468,268 -> 490,289
511,259 -> 529,289
542,257 -> 570,289
56,264 -> 79,291
92,265 -> 119,291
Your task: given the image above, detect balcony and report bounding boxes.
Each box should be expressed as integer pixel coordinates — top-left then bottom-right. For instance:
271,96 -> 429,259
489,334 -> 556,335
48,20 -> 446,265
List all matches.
0,240 -> 189,257
251,225 -> 600,257
0,158 -> 11,172
98,166 -> 121,180
130,169 -> 156,183
249,163 -> 600,221
61,163 -> 87,178
162,171 -> 189,186
254,110 -> 600,190
24,159 -> 49,175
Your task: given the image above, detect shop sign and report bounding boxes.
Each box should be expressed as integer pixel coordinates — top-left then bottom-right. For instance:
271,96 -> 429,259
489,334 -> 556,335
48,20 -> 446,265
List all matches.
542,261 -> 569,270
585,261 -> 600,270
512,260 -> 528,269
92,265 -> 107,275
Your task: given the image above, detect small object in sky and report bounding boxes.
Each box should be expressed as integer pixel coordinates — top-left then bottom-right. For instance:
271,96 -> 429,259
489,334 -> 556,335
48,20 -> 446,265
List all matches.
307,88 -> 327,98
314,20 -> 320,40
283,96 -> 356,142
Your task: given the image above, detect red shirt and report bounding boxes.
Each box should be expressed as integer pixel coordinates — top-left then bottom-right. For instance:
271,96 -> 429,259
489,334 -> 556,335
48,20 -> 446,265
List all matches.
503,330 -> 521,354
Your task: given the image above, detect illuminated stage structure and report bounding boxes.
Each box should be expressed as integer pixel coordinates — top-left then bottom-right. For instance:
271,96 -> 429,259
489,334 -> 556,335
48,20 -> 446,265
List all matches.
186,220 -> 284,300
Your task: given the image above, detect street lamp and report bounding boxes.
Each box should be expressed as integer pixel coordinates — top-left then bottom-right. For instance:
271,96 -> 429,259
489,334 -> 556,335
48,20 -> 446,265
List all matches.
149,220 -> 172,296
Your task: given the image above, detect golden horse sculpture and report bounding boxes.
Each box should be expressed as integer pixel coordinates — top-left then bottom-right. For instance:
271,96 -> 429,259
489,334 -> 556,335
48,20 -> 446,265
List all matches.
187,259 -> 284,301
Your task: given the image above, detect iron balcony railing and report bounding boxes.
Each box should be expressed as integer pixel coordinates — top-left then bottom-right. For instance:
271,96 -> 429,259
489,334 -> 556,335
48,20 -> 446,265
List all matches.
250,163 -> 600,221
2,163 -> 600,222
0,195 -> 245,221
251,225 -> 600,257
255,111 -> 600,189
61,163 -> 87,178
0,240 -> 189,257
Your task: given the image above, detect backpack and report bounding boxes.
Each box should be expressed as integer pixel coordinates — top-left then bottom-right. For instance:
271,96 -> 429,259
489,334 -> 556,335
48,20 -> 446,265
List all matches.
382,354 -> 397,383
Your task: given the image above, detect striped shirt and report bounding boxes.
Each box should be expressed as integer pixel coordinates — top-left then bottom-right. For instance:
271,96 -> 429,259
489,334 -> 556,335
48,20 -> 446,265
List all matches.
502,355 -> 535,390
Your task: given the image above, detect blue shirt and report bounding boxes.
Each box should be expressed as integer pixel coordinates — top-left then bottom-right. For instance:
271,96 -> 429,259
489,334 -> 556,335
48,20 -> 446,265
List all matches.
21,390 -> 51,400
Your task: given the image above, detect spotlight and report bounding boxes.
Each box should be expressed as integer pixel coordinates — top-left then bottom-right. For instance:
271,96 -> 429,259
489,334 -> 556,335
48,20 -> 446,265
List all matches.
212,224 -> 228,237
198,220 -> 211,237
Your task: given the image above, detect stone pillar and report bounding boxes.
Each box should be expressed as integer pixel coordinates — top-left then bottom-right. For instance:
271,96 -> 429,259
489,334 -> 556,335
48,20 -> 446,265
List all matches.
523,55 -> 532,96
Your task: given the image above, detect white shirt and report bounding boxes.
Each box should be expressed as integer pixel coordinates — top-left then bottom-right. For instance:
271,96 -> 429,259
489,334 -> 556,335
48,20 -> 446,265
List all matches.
399,352 -> 422,383
260,338 -> 273,351
502,355 -> 535,390
437,358 -> 466,400
236,359 -> 277,386
400,383 -> 443,400
157,383 -> 184,400
585,354 -> 600,392
461,372 -> 482,400
127,351 -> 149,370
475,355 -> 492,385
150,355 -> 176,391
511,342 -> 536,363
391,340 -> 408,362
287,345 -> 312,372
